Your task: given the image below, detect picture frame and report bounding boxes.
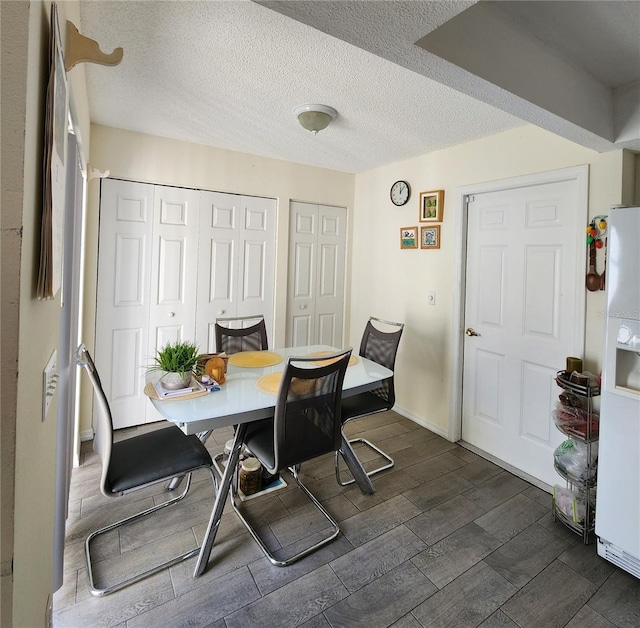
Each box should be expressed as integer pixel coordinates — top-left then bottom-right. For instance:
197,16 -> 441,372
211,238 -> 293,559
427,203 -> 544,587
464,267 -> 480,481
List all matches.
419,190 -> 444,222
400,226 -> 418,249
420,225 -> 441,249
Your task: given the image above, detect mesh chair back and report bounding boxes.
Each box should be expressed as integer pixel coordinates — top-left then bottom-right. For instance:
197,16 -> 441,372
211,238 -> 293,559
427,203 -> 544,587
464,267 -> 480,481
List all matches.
359,317 -> 404,407
75,344 -> 114,496
271,349 -> 351,472
215,315 -> 268,353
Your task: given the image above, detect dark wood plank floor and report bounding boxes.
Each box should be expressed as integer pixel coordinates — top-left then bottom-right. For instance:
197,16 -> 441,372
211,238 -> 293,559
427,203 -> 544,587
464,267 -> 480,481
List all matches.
53,412 -> 640,627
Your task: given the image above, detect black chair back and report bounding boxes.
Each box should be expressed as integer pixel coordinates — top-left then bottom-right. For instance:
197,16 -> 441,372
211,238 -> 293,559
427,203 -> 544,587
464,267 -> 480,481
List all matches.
359,317 -> 404,408
246,349 -> 352,474
215,315 -> 268,353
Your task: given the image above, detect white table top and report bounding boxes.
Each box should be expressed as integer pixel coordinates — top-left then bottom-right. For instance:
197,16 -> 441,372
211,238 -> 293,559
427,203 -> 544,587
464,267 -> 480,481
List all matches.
149,345 -> 392,434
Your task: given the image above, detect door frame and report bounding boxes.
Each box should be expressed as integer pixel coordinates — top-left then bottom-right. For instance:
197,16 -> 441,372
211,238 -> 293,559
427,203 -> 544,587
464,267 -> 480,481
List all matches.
448,165 -> 589,443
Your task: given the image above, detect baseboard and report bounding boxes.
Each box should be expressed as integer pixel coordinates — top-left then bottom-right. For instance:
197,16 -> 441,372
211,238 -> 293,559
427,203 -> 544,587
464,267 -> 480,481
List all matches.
80,429 -> 94,442
458,440 -> 552,493
392,405 -> 450,440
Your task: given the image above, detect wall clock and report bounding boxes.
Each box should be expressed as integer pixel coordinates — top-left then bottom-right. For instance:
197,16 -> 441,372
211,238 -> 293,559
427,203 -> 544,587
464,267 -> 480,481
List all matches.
390,180 -> 410,206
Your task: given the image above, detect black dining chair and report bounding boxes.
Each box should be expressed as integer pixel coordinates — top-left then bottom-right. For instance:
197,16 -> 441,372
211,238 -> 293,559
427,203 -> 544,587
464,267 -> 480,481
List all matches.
214,314 -> 268,353
75,344 -> 218,596
335,317 -> 404,486
230,348 -> 352,566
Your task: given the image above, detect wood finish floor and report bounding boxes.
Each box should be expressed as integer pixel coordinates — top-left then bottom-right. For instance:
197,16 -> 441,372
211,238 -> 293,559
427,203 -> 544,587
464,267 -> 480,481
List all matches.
53,412 -> 640,627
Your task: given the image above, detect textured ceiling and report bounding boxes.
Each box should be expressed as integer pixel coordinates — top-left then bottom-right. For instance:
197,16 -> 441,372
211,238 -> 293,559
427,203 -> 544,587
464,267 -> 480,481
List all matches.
78,0 -> 640,174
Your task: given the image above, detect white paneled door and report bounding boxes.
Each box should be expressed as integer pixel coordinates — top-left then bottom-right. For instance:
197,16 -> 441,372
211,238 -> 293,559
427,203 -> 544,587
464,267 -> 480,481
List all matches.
287,202 -> 346,347
462,174 -> 585,487
96,180 -> 156,428
97,180 -> 275,429
196,192 -> 276,352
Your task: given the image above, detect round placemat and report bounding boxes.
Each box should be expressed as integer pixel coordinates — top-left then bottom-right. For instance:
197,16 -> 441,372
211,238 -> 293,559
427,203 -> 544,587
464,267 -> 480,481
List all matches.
228,351 -> 283,368
254,372 -> 320,396
306,351 -> 359,367
255,372 -> 283,394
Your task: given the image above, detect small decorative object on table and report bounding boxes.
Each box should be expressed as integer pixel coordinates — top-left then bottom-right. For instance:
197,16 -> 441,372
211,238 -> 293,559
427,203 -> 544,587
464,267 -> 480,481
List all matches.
146,340 -> 200,390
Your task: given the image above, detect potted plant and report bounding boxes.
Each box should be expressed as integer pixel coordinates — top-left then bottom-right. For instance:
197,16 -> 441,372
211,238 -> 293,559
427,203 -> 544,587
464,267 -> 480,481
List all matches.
148,340 -> 200,390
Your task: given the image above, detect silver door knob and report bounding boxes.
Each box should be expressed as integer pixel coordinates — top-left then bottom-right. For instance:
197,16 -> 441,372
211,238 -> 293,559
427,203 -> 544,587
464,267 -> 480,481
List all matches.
168,312 -> 175,318
300,304 -> 307,310
465,327 -> 480,337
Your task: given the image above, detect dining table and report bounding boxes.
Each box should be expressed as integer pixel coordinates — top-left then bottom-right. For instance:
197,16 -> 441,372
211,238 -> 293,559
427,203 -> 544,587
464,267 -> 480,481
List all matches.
148,344 -> 393,577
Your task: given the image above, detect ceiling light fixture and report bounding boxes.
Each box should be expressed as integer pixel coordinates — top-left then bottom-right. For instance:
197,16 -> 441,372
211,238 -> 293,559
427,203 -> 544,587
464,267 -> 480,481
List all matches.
294,104 -> 337,135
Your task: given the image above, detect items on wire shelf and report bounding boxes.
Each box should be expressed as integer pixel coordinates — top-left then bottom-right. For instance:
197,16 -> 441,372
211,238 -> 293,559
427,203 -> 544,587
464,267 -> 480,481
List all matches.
551,367 -> 600,543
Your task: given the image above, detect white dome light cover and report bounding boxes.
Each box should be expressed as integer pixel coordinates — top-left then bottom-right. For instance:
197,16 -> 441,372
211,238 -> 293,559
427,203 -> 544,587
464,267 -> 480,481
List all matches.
294,104 -> 337,135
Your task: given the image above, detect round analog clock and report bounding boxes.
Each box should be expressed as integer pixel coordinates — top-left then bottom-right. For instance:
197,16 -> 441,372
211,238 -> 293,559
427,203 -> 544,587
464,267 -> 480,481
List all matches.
390,180 -> 410,206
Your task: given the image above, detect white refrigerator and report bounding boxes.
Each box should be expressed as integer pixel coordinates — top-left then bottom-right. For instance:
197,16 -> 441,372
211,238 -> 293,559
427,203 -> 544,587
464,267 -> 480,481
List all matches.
596,206 -> 640,579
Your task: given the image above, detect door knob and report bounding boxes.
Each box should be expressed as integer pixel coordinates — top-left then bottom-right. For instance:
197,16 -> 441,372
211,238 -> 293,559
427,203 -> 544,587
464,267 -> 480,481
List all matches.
300,304 -> 307,310
168,312 -> 175,318
465,327 -> 480,337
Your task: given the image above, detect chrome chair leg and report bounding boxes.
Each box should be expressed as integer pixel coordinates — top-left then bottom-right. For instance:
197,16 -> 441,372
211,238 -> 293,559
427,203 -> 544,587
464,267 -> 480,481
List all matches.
230,467 -> 339,567
86,466 -> 217,597
335,437 -> 394,487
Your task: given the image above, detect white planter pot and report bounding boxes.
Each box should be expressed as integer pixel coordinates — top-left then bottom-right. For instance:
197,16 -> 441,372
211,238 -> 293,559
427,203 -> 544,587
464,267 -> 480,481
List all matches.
160,371 -> 192,390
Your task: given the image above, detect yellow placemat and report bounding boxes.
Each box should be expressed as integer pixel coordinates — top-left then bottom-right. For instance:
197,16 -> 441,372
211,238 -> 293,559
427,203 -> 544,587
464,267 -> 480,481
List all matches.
255,372 -> 320,396
144,379 -> 210,402
255,372 -> 283,394
307,351 -> 359,367
228,351 -> 283,368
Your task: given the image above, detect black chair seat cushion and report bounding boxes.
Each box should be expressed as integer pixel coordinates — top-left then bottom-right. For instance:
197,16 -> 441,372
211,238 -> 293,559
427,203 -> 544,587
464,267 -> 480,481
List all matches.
243,413 -> 337,474
341,391 -> 391,423
107,426 -> 212,495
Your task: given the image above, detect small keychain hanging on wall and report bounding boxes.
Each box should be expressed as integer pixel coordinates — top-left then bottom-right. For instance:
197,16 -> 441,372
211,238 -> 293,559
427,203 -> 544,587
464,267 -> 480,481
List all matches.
585,215 -> 607,291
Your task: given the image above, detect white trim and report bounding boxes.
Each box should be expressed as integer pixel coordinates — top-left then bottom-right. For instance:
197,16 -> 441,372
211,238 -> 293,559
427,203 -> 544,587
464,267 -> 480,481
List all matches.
458,441 -> 551,493
392,406 -> 450,440
448,165 -> 589,444
80,429 -> 94,442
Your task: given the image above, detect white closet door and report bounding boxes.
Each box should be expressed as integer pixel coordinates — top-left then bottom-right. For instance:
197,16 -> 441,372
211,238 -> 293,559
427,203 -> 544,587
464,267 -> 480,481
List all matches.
96,180 -> 154,429
287,201 -> 317,346
98,182 -> 275,428
315,204 -> 346,346
145,186 -> 201,423
196,191 -> 276,353
147,185 -> 200,352
287,202 -> 346,347
235,195 -> 276,338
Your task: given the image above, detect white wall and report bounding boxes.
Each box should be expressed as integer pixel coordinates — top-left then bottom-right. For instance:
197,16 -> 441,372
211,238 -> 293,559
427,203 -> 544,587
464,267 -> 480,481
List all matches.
2,1 -> 91,625
351,124 -> 626,436
82,125 -> 356,435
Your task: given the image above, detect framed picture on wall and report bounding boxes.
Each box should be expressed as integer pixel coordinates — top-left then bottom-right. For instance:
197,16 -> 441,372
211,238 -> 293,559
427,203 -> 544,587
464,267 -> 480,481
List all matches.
400,226 -> 418,249
420,225 -> 441,249
419,190 -> 444,222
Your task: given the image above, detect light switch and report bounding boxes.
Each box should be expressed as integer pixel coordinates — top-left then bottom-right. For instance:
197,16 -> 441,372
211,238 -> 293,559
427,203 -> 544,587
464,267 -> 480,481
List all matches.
43,350 -> 58,421
428,290 -> 436,305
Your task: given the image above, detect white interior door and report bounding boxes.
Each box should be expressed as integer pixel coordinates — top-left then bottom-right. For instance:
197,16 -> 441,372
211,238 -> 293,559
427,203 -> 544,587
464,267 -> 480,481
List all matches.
287,202 -> 346,347
196,191 -> 275,352
462,174 -> 586,487
96,179 -> 154,429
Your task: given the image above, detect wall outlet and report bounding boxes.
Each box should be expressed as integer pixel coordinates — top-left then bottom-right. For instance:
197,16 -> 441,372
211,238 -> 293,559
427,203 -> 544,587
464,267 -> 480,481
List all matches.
43,350 -> 58,422
427,290 -> 436,305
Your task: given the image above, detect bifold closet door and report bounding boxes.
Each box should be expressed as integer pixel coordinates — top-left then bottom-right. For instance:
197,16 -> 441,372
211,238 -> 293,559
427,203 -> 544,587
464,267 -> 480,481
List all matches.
96,180 -> 200,429
96,180 -> 154,429
196,191 -> 276,352
286,202 -> 346,347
